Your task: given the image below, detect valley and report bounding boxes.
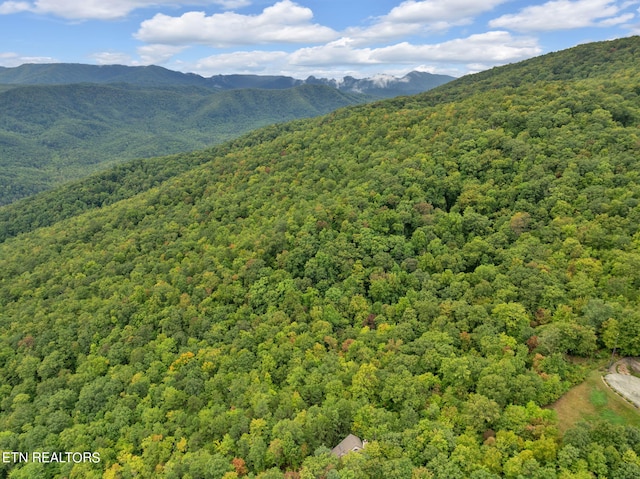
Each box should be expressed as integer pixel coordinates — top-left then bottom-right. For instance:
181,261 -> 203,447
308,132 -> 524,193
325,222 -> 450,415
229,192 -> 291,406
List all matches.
0,65 -> 453,206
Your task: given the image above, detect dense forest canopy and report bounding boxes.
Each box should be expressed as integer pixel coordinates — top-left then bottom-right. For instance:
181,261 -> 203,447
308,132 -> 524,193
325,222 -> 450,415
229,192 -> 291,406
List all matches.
0,67 -> 453,207
0,83 -> 368,206
0,36 -> 640,478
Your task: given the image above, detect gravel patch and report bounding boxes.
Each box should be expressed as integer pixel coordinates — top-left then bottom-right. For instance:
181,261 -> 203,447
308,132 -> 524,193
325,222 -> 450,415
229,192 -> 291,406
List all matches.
604,373 -> 640,408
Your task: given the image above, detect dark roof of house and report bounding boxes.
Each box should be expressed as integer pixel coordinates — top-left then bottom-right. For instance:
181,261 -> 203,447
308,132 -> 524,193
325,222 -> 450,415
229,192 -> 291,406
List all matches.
331,434 -> 363,457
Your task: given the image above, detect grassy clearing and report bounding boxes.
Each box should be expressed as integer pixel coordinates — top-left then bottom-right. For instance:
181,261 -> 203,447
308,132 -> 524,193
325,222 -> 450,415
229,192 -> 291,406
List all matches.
550,368 -> 640,434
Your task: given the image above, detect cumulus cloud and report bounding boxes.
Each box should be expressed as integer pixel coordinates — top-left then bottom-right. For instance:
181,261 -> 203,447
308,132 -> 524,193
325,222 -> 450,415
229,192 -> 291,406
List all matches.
289,39 -> 374,67
0,0 -> 250,20
386,0 -> 510,23
489,0 -> 638,32
290,31 -> 541,67
135,0 -> 337,46
180,30 -> 540,78
373,32 -> 541,63
192,50 -> 289,75
4,0 -> 632,78
344,19 -> 450,47
343,0 -> 510,46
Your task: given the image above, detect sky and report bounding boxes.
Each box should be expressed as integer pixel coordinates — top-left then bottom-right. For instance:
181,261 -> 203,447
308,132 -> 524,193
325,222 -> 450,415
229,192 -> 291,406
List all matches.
1,0 -> 639,79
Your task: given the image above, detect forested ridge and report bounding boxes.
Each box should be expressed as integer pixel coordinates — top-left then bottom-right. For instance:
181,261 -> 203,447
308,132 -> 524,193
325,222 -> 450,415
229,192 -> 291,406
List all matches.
0,36 -> 640,478
0,83 -> 368,205
0,63 -> 453,94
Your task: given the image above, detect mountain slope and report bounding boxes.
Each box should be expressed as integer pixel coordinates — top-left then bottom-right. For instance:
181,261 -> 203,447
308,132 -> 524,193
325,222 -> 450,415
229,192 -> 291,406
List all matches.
0,83 -> 367,205
1,37 -> 640,478
0,63 -> 208,86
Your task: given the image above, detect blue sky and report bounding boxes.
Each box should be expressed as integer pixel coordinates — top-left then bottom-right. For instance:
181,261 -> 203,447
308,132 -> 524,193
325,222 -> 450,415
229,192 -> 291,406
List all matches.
1,0 -> 639,79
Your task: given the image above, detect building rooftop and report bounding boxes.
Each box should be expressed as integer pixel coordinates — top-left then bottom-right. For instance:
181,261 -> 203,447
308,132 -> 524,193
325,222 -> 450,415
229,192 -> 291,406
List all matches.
331,434 -> 364,458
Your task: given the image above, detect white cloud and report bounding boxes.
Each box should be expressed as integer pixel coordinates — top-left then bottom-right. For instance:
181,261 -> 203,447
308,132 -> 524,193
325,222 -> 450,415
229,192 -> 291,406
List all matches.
489,0 -> 637,32
181,48 -> 465,79
289,39 -> 374,67
599,12 -> 635,25
91,51 -> 136,65
0,1 -> 30,14
182,31 -> 540,78
290,31 -> 541,67
212,0 -> 251,7
34,0 -> 139,20
343,0 -> 510,47
343,19 -> 452,47
191,50 -> 289,75
386,0 -> 509,23
372,32 -> 541,63
91,45 -> 188,66
0,51 -> 57,66
0,0 -> 250,20
137,44 -> 187,64
5,0 -> 631,79
135,0 -> 337,46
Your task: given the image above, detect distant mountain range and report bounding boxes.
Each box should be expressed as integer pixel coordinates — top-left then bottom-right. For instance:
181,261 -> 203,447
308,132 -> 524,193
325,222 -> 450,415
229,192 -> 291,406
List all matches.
0,63 -> 455,98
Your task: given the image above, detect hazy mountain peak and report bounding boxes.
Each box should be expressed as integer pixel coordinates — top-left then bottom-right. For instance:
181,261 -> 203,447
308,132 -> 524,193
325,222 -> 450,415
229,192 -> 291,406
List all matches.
0,63 -> 455,98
